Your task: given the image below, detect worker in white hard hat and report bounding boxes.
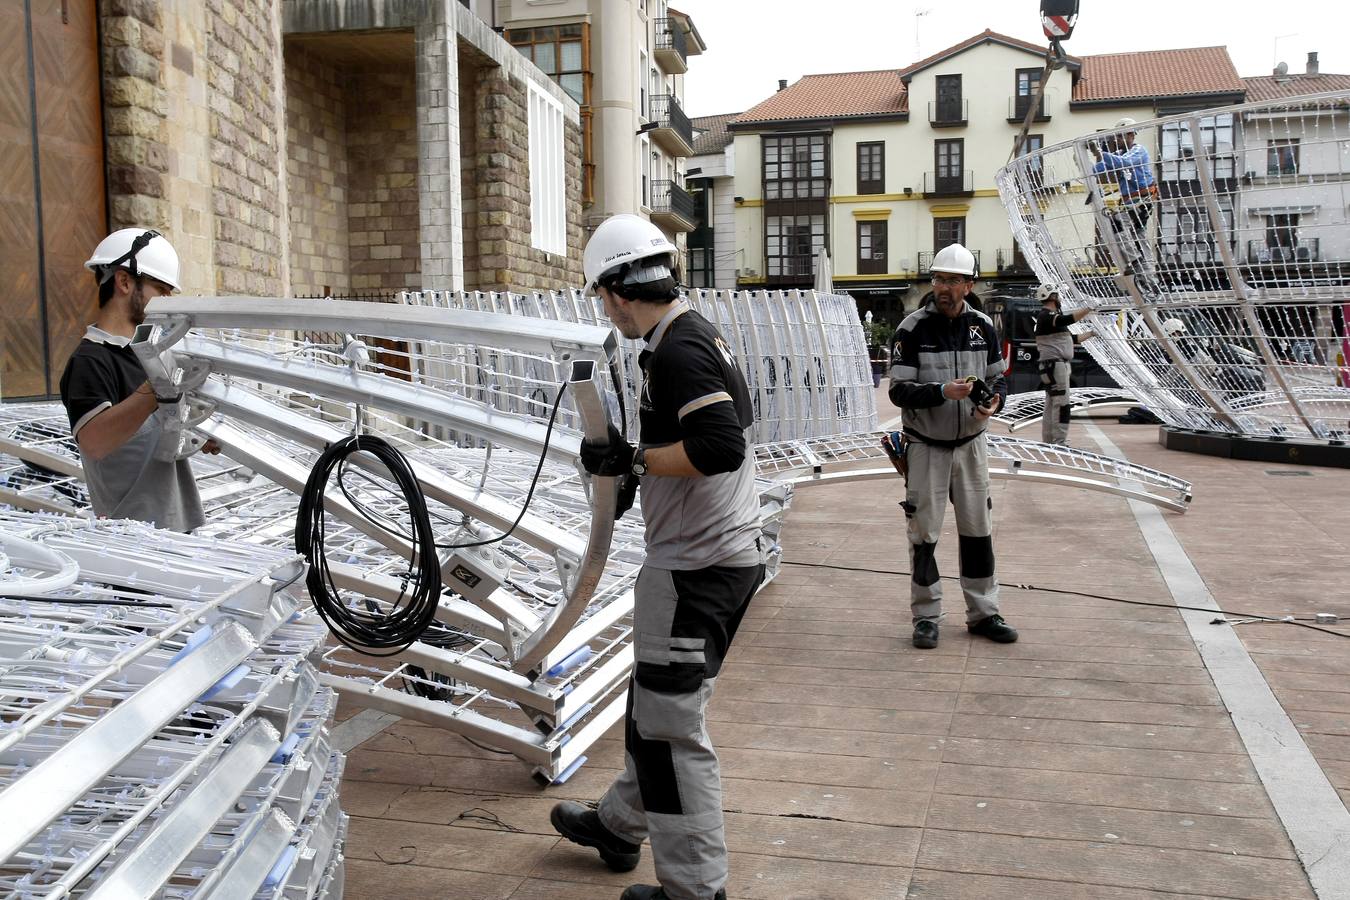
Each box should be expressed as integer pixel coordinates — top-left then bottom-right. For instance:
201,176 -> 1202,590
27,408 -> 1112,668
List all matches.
551,214 -> 762,900
57,228 -> 217,531
887,243 -> 1017,650
1033,283 -> 1094,444
1089,116 -> 1158,290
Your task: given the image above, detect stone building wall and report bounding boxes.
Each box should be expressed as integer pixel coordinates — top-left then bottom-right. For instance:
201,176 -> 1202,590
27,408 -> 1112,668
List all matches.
345,64 -> 421,293
206,0 -> 285,296
284,42 -> 350,296
100,0 -> 171,233
471,66 -> 583,292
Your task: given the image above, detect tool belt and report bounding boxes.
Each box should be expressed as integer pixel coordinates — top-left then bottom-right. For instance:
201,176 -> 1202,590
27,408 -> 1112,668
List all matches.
881,431 -> 908,481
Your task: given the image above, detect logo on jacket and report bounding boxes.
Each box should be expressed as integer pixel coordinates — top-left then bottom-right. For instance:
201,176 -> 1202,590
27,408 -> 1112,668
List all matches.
714,336 -> 736,368
968,326 -> 987,346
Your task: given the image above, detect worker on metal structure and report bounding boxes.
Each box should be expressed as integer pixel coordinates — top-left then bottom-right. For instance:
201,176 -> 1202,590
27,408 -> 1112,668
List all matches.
1034,283 -> 1093,444
550,213 -> 764,900
58,228 -> 217,531
1090,118 -> 1158,283
888,244 -> 1017,650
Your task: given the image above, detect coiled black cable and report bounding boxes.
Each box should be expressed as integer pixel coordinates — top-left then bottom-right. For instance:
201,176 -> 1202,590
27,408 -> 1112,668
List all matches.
295,384 -> 569,656
296,433 -> 442,656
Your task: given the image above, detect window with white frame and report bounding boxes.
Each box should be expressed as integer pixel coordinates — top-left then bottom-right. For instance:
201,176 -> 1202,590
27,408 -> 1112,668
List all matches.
528,81 -> 566,255
640,135 -> 651,207
639,49 -> 649,119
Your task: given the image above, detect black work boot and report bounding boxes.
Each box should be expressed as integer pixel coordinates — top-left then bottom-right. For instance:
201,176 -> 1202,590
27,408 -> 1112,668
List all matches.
968,614 -> 1018,643
912,619 -> 939,649
620,886 -> 727,900
550,801 -> 641,872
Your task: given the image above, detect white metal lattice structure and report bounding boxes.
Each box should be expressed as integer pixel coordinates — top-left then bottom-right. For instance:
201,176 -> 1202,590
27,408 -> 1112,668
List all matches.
0,514 -> 345,898
997,90 -> 1350,441
756,432 -> 1192,513
994,387 -> 1141,432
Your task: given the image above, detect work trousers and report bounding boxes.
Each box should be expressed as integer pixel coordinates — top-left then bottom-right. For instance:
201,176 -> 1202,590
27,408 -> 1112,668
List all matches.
1040,360 -> 1072,444
598,557 -> 764,900
904,438 -> 1000,625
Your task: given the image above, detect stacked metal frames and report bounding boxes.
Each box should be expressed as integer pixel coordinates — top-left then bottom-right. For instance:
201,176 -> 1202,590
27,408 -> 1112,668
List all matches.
996,90 -> 1350,441
0,514 -> 346,898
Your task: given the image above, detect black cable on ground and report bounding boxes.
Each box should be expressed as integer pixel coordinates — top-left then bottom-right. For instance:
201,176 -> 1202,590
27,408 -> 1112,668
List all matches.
781,559 -> 1349,640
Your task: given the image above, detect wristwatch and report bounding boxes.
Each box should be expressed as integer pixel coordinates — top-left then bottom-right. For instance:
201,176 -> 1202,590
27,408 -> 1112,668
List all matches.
630,447 -> 648,477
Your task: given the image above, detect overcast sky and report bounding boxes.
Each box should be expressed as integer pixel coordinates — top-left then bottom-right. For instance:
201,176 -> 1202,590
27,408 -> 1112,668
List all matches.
676,1 -> 1350,118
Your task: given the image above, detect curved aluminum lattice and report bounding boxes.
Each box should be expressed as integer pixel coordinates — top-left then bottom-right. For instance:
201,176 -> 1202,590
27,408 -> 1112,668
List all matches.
756,432 -> 1192,513
996,90 -> 1350,442
994,387 -> 1141,432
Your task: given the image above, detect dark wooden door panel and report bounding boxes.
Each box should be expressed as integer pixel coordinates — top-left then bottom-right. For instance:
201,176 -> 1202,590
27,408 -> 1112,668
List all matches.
0,14 -> 44,399
34,0 -> 105,389
0,0 -> 105,400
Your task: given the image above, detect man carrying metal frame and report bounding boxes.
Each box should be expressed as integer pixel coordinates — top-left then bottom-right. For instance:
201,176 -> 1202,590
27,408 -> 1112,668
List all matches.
1034,283 -> 1093,444
549,214 -> 764,900
57,229 -> 219,531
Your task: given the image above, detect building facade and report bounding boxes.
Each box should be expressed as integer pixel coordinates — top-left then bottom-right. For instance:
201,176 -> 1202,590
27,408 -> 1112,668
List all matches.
687,113 -> 737,290
2,0 -> 588,399
727,31 -> 1248,326
497,0 -> 706,244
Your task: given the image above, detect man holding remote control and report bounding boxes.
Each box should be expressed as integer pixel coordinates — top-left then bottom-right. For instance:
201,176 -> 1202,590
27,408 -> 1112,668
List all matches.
887,243 -> 1017,650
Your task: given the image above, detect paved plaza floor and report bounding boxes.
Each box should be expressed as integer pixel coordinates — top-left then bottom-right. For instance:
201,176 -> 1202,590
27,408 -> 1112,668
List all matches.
331,417 -> 1350,899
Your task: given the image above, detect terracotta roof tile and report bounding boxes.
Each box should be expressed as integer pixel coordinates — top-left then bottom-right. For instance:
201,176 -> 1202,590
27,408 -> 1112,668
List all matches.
899,28 -> 1079,78
731,70 -> 908,126
1074,47 -> 1243,102
1242,73 -> 1350,101
690,113 -> 738,155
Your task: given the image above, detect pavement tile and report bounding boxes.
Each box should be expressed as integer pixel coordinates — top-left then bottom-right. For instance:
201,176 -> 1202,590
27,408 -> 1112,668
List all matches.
345,815 -> 558,875
943,737 -> 1255,783
913,830 -> 1315,899
711,699 -> 952,736
957,673 -> 1220,706
934,762 -> 1275,818
948,714 -> 1246,754
921,794 -> 1296,858
954,692 -> 1232,728
962,656 -> 1214,684
903,869 -> 1234,900
345,858 -> 525,899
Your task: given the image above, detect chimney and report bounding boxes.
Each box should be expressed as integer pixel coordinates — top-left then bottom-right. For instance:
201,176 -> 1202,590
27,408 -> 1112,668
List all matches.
778,79 -> 788,92
1307,51 -> 1319,75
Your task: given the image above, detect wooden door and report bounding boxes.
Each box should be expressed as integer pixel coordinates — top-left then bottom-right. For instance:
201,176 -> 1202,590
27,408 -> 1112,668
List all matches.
0,0 -> 106,400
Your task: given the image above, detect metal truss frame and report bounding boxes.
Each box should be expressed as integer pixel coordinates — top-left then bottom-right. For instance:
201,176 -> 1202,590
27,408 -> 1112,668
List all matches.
994,387 -> 1142,432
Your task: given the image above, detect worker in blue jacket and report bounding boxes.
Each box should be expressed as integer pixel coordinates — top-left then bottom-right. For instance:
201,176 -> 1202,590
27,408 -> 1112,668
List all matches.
1091,117 -> 1157,282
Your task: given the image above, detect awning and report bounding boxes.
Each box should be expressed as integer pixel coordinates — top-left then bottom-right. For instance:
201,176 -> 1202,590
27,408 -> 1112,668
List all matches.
1246,205 -> 1318,216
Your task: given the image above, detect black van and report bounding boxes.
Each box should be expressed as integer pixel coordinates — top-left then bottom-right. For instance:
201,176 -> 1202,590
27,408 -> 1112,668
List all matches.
983,293 -> 1121,395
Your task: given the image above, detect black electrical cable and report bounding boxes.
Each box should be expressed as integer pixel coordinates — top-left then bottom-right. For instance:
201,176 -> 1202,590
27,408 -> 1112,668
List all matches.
296,433 -> 442,656
295,384 -> 568,657
781,560 -> 1350,640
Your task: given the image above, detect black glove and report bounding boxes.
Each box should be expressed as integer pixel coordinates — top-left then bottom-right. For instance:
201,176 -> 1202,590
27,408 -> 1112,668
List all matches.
614,473 -> 639,521
579,423 -> 636,476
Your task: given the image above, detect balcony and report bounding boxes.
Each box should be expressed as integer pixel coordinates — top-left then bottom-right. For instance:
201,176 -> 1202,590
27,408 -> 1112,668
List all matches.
1247,239 -> 1320,264
923,170 -> 974,197
647,94 -> 694,157
650,180 -> 697,232
1007,95 -> 1049,123
654,17 -> 688,74
928,99 -> 968,127
996,247 -> 1032,273
918,249 -> 982,275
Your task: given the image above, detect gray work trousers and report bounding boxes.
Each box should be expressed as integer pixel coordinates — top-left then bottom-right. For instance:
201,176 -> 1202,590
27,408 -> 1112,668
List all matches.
598,557 -> 762,900
904,438 -> 1000,624
1040,360 -> 1072,445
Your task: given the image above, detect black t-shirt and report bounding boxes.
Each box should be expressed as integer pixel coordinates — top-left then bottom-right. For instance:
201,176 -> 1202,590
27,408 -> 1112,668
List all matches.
59,338 -> 147,435
1034,310 -> 1075,336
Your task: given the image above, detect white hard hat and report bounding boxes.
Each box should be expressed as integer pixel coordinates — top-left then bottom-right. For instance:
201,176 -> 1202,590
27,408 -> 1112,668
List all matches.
1035,283 -> 1060,303
929,243 -> 977,277
85,228 -> 182,292
583,213 -> 678,293
1162,318 -> 1187,336
1114,117 -> 1137,130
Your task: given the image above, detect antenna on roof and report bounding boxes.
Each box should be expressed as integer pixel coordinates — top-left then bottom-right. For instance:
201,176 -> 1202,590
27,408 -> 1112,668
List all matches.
1274,61 -> 1289,77
914,8 -> 931,62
